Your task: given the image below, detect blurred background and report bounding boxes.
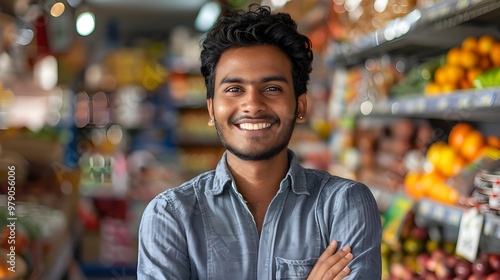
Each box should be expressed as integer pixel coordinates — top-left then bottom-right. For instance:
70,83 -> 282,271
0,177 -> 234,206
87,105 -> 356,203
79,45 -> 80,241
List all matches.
0,0 -> 500,279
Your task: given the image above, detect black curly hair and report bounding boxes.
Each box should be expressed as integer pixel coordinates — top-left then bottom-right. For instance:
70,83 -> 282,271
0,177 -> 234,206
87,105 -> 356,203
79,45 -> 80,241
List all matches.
200,4 -> 313,100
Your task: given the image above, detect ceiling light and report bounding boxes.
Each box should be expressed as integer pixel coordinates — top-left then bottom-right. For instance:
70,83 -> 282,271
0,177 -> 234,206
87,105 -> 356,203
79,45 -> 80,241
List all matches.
50,2 -> 66,17
34,56 -> 58,91
17,28 -> 34,46
195,1 -> 221,32
76,11 -> 96,36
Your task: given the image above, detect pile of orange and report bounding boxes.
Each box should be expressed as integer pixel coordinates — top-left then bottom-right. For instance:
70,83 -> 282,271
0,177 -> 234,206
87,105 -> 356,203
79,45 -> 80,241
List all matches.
404,170 -> 458,205
403,122 -> 500,205
425,35 -> 500,95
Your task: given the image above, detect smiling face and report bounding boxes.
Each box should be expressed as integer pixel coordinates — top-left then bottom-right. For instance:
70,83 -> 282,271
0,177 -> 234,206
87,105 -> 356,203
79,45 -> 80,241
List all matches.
207,45 -> 307,161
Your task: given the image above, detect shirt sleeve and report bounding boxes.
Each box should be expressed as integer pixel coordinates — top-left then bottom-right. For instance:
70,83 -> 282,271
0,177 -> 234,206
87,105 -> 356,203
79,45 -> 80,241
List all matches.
137,194 -> 191,279
330,182 -> 382,279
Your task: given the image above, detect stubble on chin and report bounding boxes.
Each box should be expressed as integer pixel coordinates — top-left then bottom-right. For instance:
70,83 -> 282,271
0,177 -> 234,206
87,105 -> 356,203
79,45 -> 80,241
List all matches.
213,118 -> 295,161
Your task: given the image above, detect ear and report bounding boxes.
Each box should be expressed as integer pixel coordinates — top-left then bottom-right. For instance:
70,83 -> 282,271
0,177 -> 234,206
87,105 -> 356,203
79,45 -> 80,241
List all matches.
296,94 -> 307,123
207,98 -> 215,126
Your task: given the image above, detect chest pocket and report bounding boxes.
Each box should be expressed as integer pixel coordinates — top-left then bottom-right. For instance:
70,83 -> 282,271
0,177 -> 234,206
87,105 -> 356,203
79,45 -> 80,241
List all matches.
275,257 -> 317,280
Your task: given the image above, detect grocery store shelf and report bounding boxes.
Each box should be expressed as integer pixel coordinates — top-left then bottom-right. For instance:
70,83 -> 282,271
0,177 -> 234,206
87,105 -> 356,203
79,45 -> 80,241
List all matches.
415,199 -> 500,252
415,199 -> 464,229
348,88 -> 500,122
329,0 -> 500,66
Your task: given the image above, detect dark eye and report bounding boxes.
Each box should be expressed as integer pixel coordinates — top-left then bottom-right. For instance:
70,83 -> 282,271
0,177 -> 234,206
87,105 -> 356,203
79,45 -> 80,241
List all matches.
227,87 -> 242,93
264,86 -> 280,92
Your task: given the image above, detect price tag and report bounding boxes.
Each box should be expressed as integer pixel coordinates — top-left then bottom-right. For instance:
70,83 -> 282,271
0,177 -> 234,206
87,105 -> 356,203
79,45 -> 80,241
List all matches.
456,208 -> 484,262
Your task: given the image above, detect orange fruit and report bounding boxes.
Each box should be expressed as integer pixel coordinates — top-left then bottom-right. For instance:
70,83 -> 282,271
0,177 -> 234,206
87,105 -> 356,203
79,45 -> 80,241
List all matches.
424,82 -> 442,95
477,35 -> 496,56
404,172 -> 424,199
427,141 -> 447,167
459,50 -> 479,69
449,122 -> 474,151
487,135 -> 500,149
445,65 -> 465,85
432,183 -> 459,205
466,68 -> 482,84
420,171 -> 445,197
478,55 -> 492,71
446,47 -> 462,66
460,129 -> 485,161
445,187 -> 459,205
441,83 -> 457,93
436,144 -> 460,177
434,66 -> 448,85
490,43 -> 500,67
462,36 -> 478,52
458,78 -> 471,90
451,156 -> 466,176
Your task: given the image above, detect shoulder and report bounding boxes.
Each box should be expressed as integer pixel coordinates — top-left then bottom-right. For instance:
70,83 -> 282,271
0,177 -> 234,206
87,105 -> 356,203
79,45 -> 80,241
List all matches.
144,170 -> 216,218
304,169 -> 376,206
304,168 -> 369,194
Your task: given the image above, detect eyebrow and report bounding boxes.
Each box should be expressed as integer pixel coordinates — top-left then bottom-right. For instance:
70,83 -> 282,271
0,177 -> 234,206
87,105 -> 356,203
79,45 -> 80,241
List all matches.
219,75 -> 289,85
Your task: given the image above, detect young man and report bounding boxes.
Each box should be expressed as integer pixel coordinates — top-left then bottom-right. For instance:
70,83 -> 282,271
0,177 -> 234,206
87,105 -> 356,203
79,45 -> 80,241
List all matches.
138,5 -> 381,279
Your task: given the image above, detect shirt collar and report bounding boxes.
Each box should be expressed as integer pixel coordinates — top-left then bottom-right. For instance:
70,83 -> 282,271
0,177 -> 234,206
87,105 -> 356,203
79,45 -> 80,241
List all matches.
208,149 -> 309,196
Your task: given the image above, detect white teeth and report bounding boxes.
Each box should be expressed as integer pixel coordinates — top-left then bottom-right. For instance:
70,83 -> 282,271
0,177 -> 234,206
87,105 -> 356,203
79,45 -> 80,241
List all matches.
239,123 -> 271,130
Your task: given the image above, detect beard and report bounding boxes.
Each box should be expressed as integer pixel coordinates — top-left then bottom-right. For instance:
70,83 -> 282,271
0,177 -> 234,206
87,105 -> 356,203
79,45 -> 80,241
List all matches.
214,116 -> 296,161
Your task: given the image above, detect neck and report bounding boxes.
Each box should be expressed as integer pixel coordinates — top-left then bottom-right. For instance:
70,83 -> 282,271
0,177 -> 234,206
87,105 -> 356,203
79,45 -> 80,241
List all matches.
226,149 -> 289,205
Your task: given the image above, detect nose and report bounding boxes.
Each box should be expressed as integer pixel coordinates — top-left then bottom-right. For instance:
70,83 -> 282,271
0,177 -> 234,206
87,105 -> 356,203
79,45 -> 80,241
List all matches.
241,89 -> 267,114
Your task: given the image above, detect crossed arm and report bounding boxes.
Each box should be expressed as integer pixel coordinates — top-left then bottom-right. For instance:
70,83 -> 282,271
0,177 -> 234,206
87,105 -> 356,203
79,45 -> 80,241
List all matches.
307,240 -> 353,280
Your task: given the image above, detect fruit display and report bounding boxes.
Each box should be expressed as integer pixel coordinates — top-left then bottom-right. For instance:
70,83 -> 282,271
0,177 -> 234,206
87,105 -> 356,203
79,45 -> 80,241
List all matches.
324,0 -> 500,278
403,122 -> 500,206
383,207 -> 500,280
425,35 -> 500,95
390,56 -> 444,98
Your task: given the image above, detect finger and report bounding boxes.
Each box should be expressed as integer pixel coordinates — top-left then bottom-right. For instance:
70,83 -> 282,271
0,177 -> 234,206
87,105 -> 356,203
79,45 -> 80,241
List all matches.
323,252 -> 352,279
308,240 -> 338,278
313,246 -> 351,279
317,240 -> 338,263
333,266 -> 351,280
321,245 -> 351,271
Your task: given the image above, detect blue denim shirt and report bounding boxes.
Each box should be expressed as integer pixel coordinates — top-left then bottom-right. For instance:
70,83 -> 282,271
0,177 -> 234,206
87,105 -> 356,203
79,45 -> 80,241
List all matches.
138,150 -> 381,279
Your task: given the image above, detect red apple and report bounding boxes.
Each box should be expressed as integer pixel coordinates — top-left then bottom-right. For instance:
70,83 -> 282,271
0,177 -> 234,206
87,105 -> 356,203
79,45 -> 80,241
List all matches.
410,226 -> 428,240
447,255 -> 460,267
436,262 -> 453,279
486,272 -> 500,280
472,258 -> 493,277
455,259 -> 472,278
489,255 -> 500,272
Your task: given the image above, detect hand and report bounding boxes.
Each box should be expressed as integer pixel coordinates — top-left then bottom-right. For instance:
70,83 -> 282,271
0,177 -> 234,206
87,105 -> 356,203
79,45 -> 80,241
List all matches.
307,240 -> 353,280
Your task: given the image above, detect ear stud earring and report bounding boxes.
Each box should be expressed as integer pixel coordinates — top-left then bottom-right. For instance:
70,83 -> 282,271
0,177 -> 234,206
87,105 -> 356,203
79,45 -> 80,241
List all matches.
209,118 -> 214,123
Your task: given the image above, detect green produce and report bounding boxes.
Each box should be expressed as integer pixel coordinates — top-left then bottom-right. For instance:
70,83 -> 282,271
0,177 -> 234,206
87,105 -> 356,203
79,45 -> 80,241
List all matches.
473,66 -> 500,88
390,56 -> 445,97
